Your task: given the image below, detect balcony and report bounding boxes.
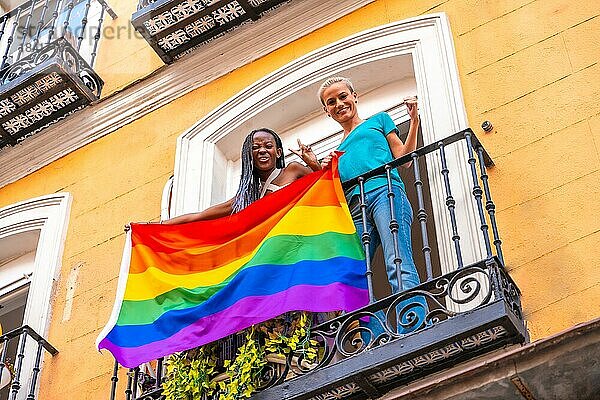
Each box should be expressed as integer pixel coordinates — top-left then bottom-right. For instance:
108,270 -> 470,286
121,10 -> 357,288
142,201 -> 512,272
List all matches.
0,325 -> 58,399
0,0 -> 116,150
103,128 -> 527,399
131,0 -> 293,64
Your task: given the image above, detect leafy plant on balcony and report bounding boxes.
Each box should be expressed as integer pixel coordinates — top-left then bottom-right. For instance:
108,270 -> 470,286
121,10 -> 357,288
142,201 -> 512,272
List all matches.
261,311 -> 318,360
161,312 -> 318,400
218,328 -> 266,399
162,345 -> 218,399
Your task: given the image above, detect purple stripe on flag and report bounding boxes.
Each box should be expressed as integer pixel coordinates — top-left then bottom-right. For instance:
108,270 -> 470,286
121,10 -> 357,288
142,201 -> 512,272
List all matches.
99,282 -> 368,368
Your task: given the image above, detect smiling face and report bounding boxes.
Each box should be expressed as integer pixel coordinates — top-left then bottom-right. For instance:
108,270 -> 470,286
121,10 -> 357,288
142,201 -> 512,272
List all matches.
251,130 -> 282,173
321,81 -> 359,125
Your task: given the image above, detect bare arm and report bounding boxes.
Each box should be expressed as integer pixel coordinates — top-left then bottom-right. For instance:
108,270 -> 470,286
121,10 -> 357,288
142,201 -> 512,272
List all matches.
386,97 -> 419,168
161,198 -> 234,224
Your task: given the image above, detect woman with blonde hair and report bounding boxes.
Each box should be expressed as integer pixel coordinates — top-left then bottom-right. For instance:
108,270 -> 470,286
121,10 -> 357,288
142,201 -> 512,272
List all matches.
318,76 -> 425,333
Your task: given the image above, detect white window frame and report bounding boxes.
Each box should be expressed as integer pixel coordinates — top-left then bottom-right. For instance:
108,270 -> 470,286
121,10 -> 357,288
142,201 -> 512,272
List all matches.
172,13 -> 487,275
0,192 -> 71,397
160,175 -> 174,222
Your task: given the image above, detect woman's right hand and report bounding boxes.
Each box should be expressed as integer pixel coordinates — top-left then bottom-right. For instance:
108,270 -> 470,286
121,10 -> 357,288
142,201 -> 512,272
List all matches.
403,96 -> 418,121
320,151 -> 336,170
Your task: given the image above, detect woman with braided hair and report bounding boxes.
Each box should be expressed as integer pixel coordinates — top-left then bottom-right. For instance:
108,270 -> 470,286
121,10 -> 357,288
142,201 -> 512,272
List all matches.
163,128 -> 321,224
161,129 -> 325,369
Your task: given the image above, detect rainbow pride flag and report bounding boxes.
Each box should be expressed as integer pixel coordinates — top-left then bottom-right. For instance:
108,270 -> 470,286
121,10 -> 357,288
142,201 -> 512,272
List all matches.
96,161 -> 368,368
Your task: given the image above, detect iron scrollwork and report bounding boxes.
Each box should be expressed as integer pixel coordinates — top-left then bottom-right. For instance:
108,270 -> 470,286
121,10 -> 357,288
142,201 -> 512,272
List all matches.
497,264 -> 524,319
281,264 -> 494,376
0,43 -> 60,85
138,0 -> 159,10
0,39 -> 103,98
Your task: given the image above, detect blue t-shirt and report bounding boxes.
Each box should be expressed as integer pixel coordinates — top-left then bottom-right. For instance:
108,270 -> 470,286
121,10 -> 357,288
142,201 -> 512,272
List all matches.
338,112 -> 404,198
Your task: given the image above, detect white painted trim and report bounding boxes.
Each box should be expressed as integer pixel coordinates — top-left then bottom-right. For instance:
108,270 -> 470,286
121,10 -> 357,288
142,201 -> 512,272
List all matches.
172,13 -> 488,274
0,0 -> 373,189
0,193 -> 72,333
160,175 -> 174,221
95,229 -> 132,354
0,192 -> 72,398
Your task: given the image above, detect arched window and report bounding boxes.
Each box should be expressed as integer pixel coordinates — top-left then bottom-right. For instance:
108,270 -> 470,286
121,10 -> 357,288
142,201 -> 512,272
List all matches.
171,14 -> 486,291
0,193 -> 71,396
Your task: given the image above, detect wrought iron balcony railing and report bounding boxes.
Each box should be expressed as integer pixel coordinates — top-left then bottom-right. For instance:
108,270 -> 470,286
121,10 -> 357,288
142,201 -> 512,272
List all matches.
0,325 -> 58,399
106,128 -> 528,400
0,0 -> 116,149
131,0 -> 293,64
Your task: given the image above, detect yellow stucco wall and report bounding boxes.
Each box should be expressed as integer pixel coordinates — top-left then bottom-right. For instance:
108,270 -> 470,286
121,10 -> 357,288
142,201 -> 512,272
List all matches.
0,0 -> 598,398
93,0 -> 164,96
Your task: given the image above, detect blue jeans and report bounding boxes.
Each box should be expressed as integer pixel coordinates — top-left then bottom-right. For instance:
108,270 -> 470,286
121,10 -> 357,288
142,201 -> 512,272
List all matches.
349,184 -> 427,337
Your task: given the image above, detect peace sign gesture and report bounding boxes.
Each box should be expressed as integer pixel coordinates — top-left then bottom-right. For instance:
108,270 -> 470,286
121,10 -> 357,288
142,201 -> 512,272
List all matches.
289,138 -> 319,168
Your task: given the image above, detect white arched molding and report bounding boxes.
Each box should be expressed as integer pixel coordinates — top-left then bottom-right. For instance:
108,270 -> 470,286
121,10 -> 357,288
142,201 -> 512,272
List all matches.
0,193 -> 71,335
173,13 -> 486,274
0,193 -> 71,398
160,176 -> 175,222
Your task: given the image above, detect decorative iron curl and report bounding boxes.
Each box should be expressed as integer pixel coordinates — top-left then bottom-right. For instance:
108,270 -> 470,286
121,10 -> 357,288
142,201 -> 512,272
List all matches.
426,306 -> 456,325
283,265 -> 496,375
390,293 -> 429,332
387,288 -> 452,330
291,346 -> 319,375
284,317 -> 347,375
0,39 -> 102,97
78,68 -> 103,97
60,41 -> 80,72
137,0 -> 158,10
0,43 -> 61,84
445,266 -> 492,307
33,42 -> 62,65
497,266 -> 523,319
335,311 -> 372,354
301,323 -> 338,369
255,356 -> 289,390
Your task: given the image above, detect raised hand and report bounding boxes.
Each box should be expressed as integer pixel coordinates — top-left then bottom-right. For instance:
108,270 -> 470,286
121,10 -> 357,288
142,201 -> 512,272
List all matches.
403,96 -> 418,121
290,138 -> 320,170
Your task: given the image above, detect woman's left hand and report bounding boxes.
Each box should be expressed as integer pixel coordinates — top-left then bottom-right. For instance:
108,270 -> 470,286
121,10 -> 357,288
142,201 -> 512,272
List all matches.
290,139 -> 320,169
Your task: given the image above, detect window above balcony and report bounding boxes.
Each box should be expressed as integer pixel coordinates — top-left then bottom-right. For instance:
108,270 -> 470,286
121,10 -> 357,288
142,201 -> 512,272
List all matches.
0,0 -> 116,150
132,0 -> 295,64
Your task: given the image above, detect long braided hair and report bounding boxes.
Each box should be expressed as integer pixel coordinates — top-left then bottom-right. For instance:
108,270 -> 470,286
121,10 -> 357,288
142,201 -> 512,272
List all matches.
231,128 -> 286,213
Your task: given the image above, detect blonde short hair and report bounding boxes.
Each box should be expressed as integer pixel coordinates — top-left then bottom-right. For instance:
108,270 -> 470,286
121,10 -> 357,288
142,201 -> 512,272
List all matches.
318,77 -> 355,105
